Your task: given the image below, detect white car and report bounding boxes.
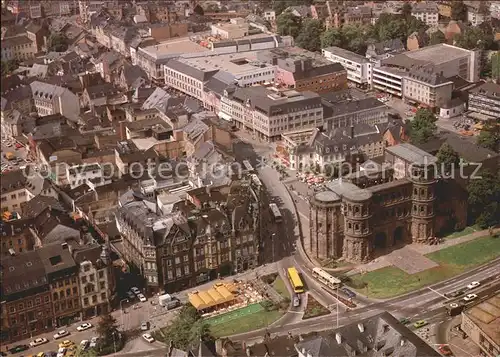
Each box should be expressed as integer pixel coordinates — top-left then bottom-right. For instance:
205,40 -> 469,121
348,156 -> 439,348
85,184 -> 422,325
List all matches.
57,347 -> 66,357
138,294 -> 147,302
142,333 -> 155,343
90,336 -> 99,348
80,339 -> 90,350
467,281 -> 480,290
30,337 -> 48,347
131,287 -> 141,295
463,293 -> 478,302
54,329 -> 70,339
77,322 -> 93,331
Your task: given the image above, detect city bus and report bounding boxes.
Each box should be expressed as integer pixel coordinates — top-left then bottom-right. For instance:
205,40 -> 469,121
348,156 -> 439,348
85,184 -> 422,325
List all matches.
287,267 -> 304,293
269,203 -> 282,223
312,267 -> 341,290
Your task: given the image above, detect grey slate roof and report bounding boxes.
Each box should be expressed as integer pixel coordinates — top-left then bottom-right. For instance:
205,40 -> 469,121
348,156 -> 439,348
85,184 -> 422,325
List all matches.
470,82 -> 500,100
322,97 -> 387,119
406,66 -> 452,86
323,46 -> 370,63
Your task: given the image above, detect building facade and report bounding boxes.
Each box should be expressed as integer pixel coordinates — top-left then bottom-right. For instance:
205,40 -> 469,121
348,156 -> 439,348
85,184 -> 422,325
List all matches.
403,67 -> 454,109
322,46 -> 372,88
116,177 -> 262,293
411,3 -> 439,26
73,244 -> 114,319
461,293 -> 500,357
30,81 -> 80,122
219,85 -> 323,142
307,143 -> 460,263
1,36 -> 36,62
468,82 -> 500,120
39,243 -> 80,327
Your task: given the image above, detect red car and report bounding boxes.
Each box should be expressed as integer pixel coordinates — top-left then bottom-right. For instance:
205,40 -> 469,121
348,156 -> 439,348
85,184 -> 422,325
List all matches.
15,143 -> 23,149
438,345 -> 453,356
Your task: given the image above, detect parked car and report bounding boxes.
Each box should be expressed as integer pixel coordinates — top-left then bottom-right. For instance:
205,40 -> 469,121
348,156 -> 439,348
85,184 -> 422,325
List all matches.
463,294 -> 478,302
142,333 -> 155,343
399,317 -> 410,325
341,288 -> 356,298
126,291 -> 135,299
80,340 -> 90,351
467,281 -> 480,290
141,321 -> 149,331
77,322 -> 93,331
131,287 -> 141,295
89,337 -> 99,348
138,294 -> 147,302
57,347 -> 66,357
59,340 -> 74,348
293,296 -> 300,307
9,345 -> 29,353
30,337 -> 49,347
438,344 -> 453,356
53,330 -> 70,339
413,320 -> 428,329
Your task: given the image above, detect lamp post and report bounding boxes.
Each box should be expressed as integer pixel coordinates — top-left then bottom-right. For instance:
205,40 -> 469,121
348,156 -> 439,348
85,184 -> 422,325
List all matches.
271,233 -> 276,263
119,299 -> 128,330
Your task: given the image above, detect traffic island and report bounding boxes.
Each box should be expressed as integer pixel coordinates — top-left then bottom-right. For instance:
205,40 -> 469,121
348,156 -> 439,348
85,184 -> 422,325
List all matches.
302,295 -> 330,320
346,235 -> 500,299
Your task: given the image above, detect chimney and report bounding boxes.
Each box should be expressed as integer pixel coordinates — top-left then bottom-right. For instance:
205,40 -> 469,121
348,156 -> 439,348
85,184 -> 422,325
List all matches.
61,242 -> 68,250
400,339 -> 405,346
301,348 -> 305,355
350,124 -> 354,138
357,323 -> 364,333
245,346 -> 251,357
335,333 -> 342,345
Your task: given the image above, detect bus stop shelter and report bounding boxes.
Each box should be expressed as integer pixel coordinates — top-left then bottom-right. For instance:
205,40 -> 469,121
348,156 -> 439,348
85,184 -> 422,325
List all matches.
188,283 -> 235,312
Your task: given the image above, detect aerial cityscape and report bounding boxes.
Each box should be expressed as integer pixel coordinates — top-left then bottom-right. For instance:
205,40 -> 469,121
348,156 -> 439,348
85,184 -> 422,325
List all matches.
0,0 -> 499,357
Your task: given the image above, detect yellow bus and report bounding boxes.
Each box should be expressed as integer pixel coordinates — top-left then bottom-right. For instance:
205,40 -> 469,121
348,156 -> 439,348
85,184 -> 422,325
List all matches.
287,267 -> 304,293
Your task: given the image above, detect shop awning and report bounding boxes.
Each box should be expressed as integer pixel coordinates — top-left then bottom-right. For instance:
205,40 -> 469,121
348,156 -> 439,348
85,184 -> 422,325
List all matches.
218,112 -> 232,122
188,284 -> 236,310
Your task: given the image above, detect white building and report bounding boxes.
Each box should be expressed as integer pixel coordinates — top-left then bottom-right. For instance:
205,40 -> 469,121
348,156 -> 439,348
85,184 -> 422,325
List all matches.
210,17 -> 249,40
29,81 -> 80,122
372,44 -> 481,97
411,2 -> 439,26
403,67 -> 453,109
73,244 -> 115,319
322,46 -> 372,88
66,163 -> 111,189
219,86 -> 323,142
466,4 -> 490,26
263,10 -> 276,22
372,66 -> 405,97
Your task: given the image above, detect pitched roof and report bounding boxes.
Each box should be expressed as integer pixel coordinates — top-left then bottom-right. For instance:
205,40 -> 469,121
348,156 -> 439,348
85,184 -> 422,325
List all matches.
165,59 -> 218,82
21,195 -> 65,218
0,169 -> 28,195
1,249 -> 48,296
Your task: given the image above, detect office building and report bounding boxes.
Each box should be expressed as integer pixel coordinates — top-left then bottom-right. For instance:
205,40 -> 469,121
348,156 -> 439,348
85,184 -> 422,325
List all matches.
468,82 -> 500,121
322,46 -> 372,88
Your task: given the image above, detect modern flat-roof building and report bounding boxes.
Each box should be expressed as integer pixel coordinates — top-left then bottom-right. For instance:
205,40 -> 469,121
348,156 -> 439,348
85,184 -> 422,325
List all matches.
468,82 -> 500,121
371,44 -> 480,98
219,85 -> 322,142
322,46 -> 372,89
461,293 -> 500,357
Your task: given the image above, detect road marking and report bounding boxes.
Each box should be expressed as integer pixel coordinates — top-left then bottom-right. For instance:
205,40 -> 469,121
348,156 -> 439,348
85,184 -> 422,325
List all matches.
428,287 -> 449,300
298,212 -> 309,221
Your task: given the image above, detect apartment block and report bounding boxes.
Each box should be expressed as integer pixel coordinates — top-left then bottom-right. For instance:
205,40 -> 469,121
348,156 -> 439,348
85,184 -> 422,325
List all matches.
322,46 -> 372,88
411,2 -> 439,26
468,82 -> 500,120
1,36 -> 36,62
403,67 -> 454,109
219,85 -> 323,142
29,81 -> 80,122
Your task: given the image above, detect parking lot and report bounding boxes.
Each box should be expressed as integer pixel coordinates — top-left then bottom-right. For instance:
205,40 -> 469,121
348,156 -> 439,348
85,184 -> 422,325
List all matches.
1,134 -> 31,174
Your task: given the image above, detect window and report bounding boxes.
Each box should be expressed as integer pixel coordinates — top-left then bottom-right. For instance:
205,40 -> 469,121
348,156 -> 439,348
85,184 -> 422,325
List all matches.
73,287 -> 77,294
92,295 -> 97,303
84,297 -> 89,306
66,288 -> 71,296
101,292 -> 106,300
98,270 -> 104,279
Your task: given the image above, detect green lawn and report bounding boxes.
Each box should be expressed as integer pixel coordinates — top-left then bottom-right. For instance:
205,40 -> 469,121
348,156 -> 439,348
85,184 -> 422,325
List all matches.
205,303 -> 284,337
444,225 -> 480,239
272,276 -> 290,299
348,236 -> 500,299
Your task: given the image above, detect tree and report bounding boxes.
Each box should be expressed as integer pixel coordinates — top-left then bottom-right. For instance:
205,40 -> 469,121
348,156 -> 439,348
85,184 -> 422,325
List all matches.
47,33 -> 69,52
478,0 -> 490,16
436,143 -> 460,174
276,9 -> 302,38
374,14 -> 406,41
405,17 -> 428,38
410,108 -> 437,144
451,0 -> 467,21
321,28 -> 344,48
96,313 -> 120,350
296,19 -> 324,51
467,169 -> 500,228
272,1 -> 287,16
1,60 -> 19,76
193,4 -> 204,15
429,30 -> 446,45
401,3 -> 412,19
159,304 -> 213,350
477,124 -> 500,152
